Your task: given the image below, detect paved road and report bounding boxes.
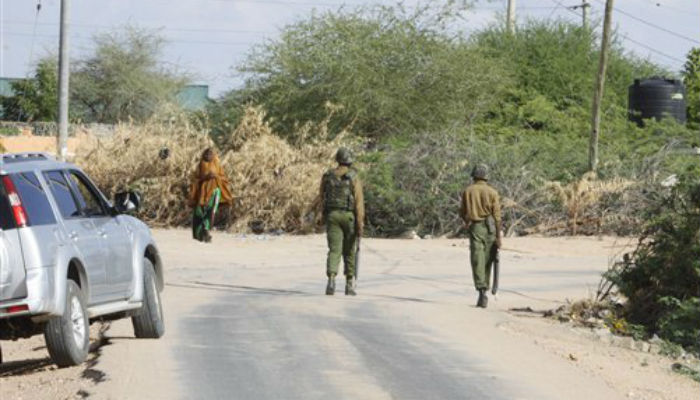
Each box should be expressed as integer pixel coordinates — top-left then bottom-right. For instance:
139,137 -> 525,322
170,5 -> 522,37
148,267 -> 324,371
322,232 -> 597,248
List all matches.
178,282 -> 511,400
93,230 -> 630,400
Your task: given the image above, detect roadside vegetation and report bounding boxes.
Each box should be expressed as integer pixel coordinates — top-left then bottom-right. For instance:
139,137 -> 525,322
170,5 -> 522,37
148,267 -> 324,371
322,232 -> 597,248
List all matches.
209,5 -> 697,238
75,105 -> 355,233
1,26 -> 188,124
604,169 -> 700,356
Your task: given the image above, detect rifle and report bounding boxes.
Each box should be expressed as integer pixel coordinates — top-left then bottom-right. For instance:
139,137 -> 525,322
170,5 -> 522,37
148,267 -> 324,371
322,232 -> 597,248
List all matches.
491,245 -> 500,295
355,235 -> 361,280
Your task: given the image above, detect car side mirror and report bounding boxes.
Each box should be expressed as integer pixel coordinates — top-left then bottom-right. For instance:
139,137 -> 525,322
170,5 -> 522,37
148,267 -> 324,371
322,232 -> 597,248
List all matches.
114,191 -> 141,214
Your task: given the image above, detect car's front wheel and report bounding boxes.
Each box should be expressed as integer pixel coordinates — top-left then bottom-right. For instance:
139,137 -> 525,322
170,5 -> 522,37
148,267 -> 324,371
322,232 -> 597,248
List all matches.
44,279 -> 89,367
132,258 -> 165,338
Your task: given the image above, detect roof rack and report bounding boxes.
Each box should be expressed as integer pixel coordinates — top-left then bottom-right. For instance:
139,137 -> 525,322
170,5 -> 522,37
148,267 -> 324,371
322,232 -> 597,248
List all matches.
1,152 -> 56,164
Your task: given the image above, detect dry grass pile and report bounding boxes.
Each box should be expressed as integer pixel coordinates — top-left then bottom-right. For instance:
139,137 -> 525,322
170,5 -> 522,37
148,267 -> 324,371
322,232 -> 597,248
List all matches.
222,106 -> 352,232
75,111 -> 213,227
75,106 -> 355,233
540,172 -> 633,235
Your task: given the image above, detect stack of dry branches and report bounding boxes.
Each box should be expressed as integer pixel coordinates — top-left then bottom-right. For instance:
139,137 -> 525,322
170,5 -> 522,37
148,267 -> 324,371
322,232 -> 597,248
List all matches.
75,106 -> 355,233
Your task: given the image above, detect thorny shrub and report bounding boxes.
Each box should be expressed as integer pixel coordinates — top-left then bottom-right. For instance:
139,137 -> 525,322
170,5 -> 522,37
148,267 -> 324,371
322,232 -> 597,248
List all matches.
603,169 -> 700,354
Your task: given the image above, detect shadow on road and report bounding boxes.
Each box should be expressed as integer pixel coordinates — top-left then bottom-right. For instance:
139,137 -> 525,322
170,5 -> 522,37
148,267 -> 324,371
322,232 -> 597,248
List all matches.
167,281 -> 315,297
0,357 -> 53,377
81,322 -> 112,384
365,293 -> 434,303
168,281 -> 436,304
0,322 -> 112,380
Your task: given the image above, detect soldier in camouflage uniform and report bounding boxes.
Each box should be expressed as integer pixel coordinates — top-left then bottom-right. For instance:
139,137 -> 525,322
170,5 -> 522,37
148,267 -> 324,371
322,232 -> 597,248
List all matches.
460,164 -> 502,308
321,148 -> 364,296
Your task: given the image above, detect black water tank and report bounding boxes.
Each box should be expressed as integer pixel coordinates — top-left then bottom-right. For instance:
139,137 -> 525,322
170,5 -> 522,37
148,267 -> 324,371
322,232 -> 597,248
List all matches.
628,77 -> 686,126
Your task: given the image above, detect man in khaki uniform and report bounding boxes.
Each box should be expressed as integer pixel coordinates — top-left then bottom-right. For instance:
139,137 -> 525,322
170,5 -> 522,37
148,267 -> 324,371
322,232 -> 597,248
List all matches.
320,148 -> 364,296
460,164 -> 502,308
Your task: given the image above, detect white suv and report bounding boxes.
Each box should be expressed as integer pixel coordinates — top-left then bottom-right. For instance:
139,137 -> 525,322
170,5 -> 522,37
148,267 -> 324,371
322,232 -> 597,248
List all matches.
0,153 -> 165,367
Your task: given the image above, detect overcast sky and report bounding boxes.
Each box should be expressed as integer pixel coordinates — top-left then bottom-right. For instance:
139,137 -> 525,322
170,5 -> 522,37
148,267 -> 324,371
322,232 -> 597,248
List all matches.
1,0 -> 698,97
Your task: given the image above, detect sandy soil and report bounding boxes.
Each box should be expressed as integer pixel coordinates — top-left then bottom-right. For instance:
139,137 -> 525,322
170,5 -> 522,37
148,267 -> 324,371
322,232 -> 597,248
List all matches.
0,230 -> 697,399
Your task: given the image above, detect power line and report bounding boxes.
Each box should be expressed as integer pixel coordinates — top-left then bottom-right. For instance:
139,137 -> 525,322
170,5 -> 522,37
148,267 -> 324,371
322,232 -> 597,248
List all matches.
3,20 -> 274,35
547,0 -> 683,67
619,34 -> 685,64
548,0 -> 587,19
592,0 -> 699,45
13,0 -> 43,122
143,0 -> 366,7
166,0 -> 561,8
2,6 -> 564,32
2,1 -> 690,68
643,0 -> 698,16
2,31 -> 254,46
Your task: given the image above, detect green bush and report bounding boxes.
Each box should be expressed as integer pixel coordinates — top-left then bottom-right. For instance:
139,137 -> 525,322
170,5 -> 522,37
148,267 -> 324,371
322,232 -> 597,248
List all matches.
683,48 -> 700,130
219,5 -> 508,139
0,125 -> 21,136
362,131 -> 472,236
605,169 -> 700,353
209,5 -> 698,237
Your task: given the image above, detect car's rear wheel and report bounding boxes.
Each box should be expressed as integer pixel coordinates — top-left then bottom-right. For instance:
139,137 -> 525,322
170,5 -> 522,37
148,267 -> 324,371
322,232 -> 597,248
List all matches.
132,258 -> 165,338
44,279 -> 89,367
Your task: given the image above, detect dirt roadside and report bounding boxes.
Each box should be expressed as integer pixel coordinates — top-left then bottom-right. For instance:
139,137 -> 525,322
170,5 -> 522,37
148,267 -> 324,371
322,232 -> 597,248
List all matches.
0,230 -> 697,400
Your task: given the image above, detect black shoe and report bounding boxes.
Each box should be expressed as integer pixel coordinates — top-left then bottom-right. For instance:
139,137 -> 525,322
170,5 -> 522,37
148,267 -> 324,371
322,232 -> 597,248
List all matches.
477,289 -> 488,308
345,278 -> 356,296
326,277 -> 335,295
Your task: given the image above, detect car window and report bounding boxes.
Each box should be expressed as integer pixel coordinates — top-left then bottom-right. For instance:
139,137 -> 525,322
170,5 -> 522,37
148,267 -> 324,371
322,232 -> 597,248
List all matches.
11,172 -> 57,226
67,172 -> 106,217
44,171 -> 81,219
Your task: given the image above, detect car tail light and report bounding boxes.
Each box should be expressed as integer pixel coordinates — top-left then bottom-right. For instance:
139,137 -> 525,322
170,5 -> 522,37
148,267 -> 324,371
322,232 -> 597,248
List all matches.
2,176 -> 28,228
6,304 -> 29,314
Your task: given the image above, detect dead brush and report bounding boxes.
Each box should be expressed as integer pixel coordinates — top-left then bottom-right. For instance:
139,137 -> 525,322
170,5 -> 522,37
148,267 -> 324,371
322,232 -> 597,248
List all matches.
542,298 -> 618,329
544,172 -> 632,235
75,110 -> 213,227
221,103 -> 354,233
74,106 -> 356,233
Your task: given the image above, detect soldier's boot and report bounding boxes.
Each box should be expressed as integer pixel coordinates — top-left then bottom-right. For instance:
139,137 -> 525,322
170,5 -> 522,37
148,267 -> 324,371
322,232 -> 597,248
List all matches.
345,277 -> 356,296
477,289 -> 488,308
326,276 -> 336,296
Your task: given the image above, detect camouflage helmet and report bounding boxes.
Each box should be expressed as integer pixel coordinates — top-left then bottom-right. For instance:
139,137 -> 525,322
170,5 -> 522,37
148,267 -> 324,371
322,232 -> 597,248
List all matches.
471,163 -> 488,180
335,147 -> 353,165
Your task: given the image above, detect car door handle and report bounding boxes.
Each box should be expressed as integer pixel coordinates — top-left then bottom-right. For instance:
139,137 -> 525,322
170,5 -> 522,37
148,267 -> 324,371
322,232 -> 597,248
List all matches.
97,230 -> 107,238
53,228 -> 66,242
69,231 -> 78,241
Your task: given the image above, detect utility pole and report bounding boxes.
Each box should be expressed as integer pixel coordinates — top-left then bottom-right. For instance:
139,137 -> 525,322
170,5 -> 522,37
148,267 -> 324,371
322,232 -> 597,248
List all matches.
588,0 -> 614,173
57,0 -> 70,161
582,0 -> 590,29
506,0 -> 516,34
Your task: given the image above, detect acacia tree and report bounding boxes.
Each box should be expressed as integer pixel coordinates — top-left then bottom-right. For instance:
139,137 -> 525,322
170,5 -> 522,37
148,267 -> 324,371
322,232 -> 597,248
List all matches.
0,58 -> 58,122
218,4 -> 505,139
71,27 -> 188,123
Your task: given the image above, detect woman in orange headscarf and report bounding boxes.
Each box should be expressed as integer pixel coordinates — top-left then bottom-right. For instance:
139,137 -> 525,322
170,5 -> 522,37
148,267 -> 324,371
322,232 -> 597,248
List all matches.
189,148 -> 233,242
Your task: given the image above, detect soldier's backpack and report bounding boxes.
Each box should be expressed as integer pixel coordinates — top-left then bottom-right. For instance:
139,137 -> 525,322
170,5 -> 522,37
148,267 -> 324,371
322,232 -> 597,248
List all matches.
323,169 -> 356,212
